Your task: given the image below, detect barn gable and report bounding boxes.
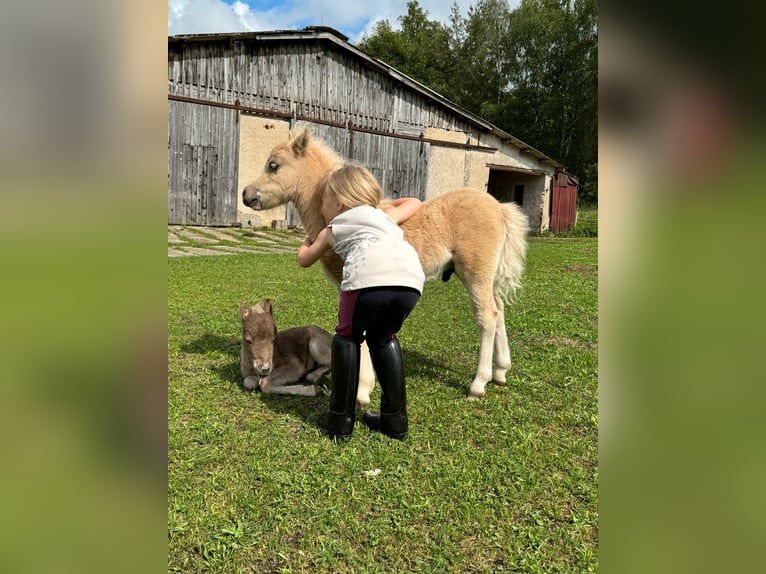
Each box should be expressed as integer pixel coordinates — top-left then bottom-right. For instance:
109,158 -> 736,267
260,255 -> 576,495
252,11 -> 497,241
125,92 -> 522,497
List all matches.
168,27 -> 568,232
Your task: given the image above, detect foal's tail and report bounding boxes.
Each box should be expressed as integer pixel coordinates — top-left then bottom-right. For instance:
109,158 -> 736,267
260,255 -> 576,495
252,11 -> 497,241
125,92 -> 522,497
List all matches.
494,202 -> 529,303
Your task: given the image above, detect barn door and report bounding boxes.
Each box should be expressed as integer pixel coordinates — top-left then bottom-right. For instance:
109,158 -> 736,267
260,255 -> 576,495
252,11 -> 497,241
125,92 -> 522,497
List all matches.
550,172 -> 578,233
168,100 -> 239,226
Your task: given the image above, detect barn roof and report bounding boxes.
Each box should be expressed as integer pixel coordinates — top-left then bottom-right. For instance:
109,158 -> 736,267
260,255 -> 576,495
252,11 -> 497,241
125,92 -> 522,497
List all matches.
169,27 -> 563,169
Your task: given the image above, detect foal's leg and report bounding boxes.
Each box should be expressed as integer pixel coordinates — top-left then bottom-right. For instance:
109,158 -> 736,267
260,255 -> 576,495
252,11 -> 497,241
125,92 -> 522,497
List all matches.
260,361 -> 321,397
306,365 -> 330,384
462,275 -> 499,400
307,337 -> 332,383
356,342 -> 374,409
261,381 -> 321,397
491,295 -> 511,385
243,376 -> 261,390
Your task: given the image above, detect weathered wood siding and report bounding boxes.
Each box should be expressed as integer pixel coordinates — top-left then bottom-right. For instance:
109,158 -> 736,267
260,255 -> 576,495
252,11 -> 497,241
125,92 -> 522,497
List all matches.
167,40 -> 478,138
168,99 -> 239,225
168,33 -> 557,229
293,121 -> 428,200
167,38 -> 468,218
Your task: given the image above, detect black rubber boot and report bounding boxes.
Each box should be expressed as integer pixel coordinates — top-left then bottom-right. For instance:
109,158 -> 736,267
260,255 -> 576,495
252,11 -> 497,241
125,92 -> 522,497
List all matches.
321,336 -> 360,440
362,337 -> 408,440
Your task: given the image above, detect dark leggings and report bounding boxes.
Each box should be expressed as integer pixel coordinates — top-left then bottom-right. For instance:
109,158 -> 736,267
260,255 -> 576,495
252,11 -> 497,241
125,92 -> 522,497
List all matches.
336,287 -> 421,349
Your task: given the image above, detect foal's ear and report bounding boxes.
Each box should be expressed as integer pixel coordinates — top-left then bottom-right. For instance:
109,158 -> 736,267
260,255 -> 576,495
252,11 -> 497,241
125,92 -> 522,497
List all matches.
262,299 -> 273,314
291,127 -> 310,157
239,303 -> 250,319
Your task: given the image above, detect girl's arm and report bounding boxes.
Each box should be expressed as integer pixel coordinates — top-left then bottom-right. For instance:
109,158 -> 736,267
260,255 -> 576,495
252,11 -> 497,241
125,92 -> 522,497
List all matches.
381,197 -> 422,224
297,226 -> 334,268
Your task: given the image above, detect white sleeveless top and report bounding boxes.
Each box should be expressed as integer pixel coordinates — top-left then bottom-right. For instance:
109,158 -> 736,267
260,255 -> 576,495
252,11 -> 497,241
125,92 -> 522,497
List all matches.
329,205 -> 425,293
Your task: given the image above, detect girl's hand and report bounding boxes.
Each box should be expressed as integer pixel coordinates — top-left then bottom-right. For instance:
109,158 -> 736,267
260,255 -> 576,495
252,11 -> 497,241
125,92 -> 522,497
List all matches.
382,197 -> 422,224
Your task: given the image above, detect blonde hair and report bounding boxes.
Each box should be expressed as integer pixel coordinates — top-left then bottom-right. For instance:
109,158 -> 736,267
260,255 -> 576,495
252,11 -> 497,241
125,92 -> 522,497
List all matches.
320,164 -> 382,209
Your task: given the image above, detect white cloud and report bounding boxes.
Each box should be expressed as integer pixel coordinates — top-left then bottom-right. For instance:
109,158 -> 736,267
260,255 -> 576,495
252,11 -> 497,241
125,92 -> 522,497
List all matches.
231,1 -> 249,18
168,0 -> 189,22
168,0 -> 267,35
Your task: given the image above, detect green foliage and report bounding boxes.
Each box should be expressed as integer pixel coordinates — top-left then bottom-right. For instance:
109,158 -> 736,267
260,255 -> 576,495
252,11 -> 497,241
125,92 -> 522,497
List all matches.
168,235 -> 598,572
554,207 -> 598,237
457,0 -> 514,108
359,1 -> 453,97
357,0 -> 598,202
499,0 -> 598,198
579,162 -> 598,206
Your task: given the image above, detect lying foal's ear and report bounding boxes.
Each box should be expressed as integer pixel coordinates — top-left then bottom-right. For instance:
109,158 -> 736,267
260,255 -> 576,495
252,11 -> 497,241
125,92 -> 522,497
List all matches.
239,303 -> 250,319
262,299 -> 273,314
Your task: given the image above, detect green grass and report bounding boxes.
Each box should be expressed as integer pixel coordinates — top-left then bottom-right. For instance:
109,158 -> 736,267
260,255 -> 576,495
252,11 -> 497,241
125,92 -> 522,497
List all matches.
168,235 -> 598,573
553,208 -> 598,238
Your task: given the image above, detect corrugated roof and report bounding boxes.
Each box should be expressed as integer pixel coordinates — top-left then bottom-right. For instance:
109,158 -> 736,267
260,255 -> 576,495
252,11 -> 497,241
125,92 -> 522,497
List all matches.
168,27 -> 564,169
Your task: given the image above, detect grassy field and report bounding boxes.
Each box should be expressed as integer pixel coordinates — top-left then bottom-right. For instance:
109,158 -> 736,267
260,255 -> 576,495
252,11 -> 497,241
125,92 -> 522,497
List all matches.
168,234 -> 598,573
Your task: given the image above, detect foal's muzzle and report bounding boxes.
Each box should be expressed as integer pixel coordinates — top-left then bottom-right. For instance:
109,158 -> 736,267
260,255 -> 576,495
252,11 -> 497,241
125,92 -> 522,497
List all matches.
242,187 -> 264,210
253,364 -> 272,376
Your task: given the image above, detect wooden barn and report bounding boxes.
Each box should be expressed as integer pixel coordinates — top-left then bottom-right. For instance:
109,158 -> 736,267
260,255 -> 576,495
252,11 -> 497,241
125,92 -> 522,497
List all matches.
168,27 -> 576,232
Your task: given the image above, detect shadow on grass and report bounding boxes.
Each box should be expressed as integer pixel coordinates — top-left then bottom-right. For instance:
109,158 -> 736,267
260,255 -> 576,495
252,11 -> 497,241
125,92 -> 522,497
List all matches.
250,348 -> 470,429
403,349 -> 471,392
180,332 -> 474,426
180,333 -> 474,427
180,333 -> 238,355
180,333 -> 248,392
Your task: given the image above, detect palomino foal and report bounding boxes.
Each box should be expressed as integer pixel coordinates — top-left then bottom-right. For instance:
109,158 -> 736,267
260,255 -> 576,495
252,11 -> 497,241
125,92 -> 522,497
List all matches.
240,300 -> 332,397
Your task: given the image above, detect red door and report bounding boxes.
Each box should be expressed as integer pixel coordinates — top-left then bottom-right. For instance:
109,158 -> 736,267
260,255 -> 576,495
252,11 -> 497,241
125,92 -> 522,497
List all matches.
551,173 -> 579,233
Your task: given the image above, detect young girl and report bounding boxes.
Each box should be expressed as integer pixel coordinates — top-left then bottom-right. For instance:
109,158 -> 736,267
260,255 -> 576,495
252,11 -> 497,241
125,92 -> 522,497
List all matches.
298,164 -> 424,440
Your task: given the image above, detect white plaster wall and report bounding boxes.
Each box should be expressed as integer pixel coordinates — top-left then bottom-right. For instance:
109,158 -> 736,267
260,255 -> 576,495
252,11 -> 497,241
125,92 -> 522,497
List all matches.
236,115 -> 291,227
465,150 -> 492,192
423,128 -> 554,232
423,127 -> 469,199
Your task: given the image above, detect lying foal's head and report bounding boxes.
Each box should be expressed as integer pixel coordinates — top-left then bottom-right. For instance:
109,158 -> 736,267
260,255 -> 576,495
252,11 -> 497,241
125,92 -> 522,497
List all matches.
240,300 -> 277,375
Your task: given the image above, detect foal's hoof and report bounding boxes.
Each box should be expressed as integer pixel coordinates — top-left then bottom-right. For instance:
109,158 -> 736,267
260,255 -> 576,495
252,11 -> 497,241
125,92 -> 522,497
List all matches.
243,376 -> 261,390
467,391 -> 485,400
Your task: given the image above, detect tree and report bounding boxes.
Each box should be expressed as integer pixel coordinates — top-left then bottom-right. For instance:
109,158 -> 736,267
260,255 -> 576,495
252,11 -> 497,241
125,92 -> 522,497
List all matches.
450,0 -> 513,118
357,0 -> 598,204
359,1 -> 452,96
496,0 -> 598,203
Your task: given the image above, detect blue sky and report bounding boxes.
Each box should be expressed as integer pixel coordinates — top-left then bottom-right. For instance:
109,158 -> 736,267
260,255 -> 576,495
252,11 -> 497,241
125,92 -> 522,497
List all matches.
168,0 -> 519,44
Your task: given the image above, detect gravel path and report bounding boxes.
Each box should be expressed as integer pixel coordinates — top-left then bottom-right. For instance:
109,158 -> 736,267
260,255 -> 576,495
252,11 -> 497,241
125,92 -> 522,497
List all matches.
168,226 -> 304,257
